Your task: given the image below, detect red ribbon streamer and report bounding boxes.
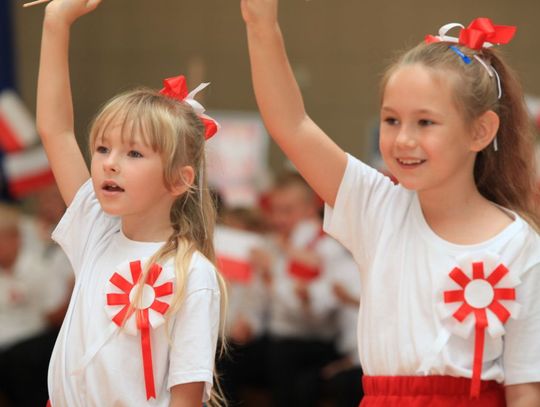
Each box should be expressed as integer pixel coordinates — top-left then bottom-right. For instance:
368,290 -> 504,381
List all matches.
138,309 -> 155,399
107,261 -> 173,400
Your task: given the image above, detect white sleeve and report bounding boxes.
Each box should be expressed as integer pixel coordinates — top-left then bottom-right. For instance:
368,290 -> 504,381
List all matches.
323,153 -> 409,265
503,263 -> 540,385
167,288 -> 221,401
167,255 -> 221,402
51,179 -> 119,276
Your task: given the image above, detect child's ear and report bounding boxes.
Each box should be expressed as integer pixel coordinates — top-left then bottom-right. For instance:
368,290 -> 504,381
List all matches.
171,165 -> 195,197
471,110 -> 500,152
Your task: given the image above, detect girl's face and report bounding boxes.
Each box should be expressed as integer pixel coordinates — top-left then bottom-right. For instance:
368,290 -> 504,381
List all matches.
90,122 -> 177,228
379,64 -> 477,195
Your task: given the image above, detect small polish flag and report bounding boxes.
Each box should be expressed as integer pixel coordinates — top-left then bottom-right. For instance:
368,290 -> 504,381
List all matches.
215,225 -> 264,284
287,220 -> 325,282
0,90 -> 38,153
4,145 -> 54,198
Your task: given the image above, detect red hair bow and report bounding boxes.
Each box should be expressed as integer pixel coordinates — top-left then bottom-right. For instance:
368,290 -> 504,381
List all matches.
425,18 -> 516,50
159,75 -> 219,140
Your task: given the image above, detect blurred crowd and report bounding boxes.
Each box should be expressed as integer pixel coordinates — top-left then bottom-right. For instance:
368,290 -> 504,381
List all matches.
215,172 -> 363,407
0,185 -> 73,407
0,171 -> 363,407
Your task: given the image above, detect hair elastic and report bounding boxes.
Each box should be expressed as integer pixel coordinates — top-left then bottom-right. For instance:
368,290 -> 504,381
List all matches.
449,46 -> 472,64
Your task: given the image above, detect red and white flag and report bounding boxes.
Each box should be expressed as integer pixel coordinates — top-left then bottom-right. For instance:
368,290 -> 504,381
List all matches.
214,225 -> 264,284
4,145 -> 54,198
0,90 -> 38,153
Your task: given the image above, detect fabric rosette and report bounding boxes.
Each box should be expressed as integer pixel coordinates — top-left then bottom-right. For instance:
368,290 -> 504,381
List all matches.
105,259 -> 175,399
429,252 -> 520,398
436,252 -> 520,340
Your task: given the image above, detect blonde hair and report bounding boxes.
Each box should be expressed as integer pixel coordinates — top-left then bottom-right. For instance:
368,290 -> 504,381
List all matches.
381,42 -> 540,229
89,88 -> 228,406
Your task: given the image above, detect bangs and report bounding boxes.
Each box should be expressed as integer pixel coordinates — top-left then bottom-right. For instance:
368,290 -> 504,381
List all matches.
89,89 -> 177,157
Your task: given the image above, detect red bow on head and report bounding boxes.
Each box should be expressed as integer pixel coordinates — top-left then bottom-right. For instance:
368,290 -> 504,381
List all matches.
160,76 -> 189,100
425,18 -> 516,50
459,18 -> 516,50
159,75 -> 219,140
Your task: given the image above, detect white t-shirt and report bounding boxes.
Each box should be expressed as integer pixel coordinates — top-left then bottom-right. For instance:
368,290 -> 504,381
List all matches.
324,154 -> 540,385
48,180 -> 221,406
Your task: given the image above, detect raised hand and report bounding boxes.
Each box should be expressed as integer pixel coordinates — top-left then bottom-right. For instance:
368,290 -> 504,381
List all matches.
44,0 -> 102,26
240,0 -> 278,27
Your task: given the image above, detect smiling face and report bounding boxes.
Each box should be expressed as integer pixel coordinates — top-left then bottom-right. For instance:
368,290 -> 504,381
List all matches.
90,121 -> 177,225
379,64 -> 478,195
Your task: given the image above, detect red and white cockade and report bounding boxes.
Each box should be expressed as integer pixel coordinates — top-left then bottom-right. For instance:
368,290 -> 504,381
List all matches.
437,253 -> 520,398
105,259 -> 174,400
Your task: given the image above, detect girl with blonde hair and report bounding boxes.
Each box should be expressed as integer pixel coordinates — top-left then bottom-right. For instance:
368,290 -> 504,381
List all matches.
37,0 -> 226,405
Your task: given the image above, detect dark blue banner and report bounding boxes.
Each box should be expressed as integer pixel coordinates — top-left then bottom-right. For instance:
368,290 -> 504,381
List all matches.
0,1 -> 14,200
0,1 -> 14,92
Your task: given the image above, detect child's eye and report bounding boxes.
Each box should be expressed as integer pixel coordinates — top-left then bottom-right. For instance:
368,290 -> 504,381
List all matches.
383,117 -> 399,126
419,119 -> 435,127
128,150 -> 143,158
96,145 -> 109,154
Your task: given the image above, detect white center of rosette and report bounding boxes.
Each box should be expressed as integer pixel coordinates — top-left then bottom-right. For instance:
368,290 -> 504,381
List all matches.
129,284 -> 156,310
464,279 -> 494,309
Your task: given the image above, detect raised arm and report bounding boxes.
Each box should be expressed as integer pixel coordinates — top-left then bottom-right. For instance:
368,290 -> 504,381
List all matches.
36,0 -> 102,206
241,0 -> 347,207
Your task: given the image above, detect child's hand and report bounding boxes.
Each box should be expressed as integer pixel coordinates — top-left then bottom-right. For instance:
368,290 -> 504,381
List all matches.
240,0 -> 278,27
45,0 -> 102,26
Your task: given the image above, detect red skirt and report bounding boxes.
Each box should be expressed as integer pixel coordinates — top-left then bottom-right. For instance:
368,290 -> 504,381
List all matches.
360,376 -> 506,407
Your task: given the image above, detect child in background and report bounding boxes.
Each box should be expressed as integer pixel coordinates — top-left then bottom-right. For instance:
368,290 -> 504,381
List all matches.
241,0 -> 540,405
322,259 -> 363,407
0,203 -> 69,406
257,172 -> 349,407
217,207 -> 267,345
214,205 -> 269,405
37,0 -> 226,405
